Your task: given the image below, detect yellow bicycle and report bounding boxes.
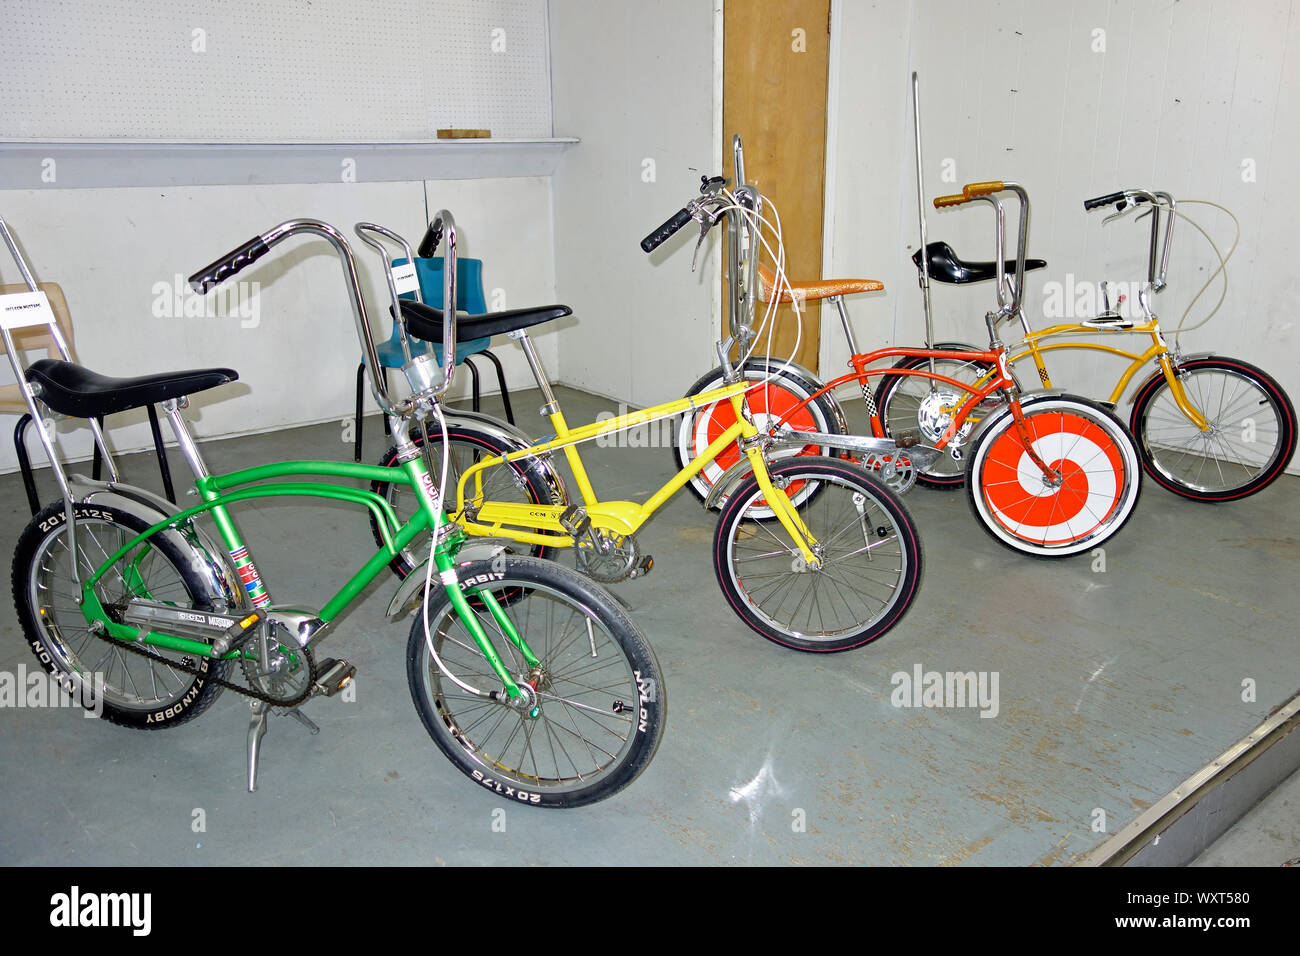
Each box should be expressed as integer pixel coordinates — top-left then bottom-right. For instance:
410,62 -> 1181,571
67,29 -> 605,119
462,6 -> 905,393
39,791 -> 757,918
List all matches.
879,185 -> 1297,501
367,177 -> 924,653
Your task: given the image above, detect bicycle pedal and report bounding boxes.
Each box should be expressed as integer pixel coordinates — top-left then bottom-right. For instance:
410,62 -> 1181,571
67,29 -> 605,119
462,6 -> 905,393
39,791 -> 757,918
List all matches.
628,555 -> 654,580
312,658 -> 356,697
558,505 -> 591,538
211,609 -> 266,657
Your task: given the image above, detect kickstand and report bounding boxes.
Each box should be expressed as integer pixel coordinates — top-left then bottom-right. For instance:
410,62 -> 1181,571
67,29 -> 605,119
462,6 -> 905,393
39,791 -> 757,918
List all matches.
286,708 -> 319,734
246,700 -> 269,793
246,704 -> 321,792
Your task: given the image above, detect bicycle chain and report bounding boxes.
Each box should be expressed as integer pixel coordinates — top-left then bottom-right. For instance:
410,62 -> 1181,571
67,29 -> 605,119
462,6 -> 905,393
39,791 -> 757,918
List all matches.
95,625 -> 317,708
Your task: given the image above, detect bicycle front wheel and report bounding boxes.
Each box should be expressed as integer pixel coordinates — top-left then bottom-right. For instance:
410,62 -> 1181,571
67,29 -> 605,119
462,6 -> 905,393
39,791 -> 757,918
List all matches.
1129,357 -> 1298,501
712,457 -> 923,652
407,556 -> 664,808
966,395 -> 1141,557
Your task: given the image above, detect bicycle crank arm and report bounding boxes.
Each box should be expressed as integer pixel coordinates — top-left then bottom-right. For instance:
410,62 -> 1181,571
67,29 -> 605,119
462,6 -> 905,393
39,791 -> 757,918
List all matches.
121,600 -> 263,652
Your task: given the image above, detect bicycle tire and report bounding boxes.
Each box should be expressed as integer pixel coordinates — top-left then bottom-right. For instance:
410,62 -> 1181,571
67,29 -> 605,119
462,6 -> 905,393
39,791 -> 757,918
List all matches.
1129,356 -> 1298,502
12,501 -> 230,729
965,395 -> 1142,557
407,555 -> 664,808
712,457 -> 923,652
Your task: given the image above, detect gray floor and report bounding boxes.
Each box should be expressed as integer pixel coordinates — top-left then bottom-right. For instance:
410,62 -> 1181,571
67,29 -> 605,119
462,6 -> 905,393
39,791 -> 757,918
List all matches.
1,385 -> 1297,866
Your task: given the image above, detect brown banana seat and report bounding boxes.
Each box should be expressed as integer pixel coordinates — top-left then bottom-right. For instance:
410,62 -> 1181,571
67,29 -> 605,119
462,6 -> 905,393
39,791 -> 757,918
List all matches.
756,262 -> 884,304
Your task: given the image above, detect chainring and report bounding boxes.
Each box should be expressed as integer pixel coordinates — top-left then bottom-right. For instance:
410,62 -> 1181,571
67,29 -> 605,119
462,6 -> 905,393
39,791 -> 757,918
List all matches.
575,531 -> 640,583
860,452 -> 918,495
239,620 -> 316,706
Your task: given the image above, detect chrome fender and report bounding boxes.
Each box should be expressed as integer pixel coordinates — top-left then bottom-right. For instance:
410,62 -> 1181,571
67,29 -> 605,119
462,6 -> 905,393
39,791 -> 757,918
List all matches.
68,474 -> 247,612
386,542 -> 508,621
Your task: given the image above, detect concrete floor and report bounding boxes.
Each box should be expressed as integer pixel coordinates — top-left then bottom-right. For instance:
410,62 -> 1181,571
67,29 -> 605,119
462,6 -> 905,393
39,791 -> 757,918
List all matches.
1,385 -> 1297,866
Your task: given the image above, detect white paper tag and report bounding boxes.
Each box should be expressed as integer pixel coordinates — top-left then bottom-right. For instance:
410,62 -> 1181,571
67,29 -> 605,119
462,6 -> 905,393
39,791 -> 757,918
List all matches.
392,262 -> 420,297
0,290 -> 55,331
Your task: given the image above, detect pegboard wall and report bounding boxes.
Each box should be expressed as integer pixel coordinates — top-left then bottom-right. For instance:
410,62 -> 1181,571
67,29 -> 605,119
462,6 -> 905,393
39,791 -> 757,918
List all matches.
0,0 -> 552,141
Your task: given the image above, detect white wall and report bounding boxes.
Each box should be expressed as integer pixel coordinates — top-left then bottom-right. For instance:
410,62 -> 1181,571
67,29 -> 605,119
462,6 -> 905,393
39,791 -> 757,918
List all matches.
825,0 -> 1300,476
0,178 -> 559,472
548,0 -> 720,408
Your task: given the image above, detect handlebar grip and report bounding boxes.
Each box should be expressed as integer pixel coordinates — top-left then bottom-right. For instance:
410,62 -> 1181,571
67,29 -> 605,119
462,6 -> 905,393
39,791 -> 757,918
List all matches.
640,208 -> 693,253
188,236 -> 270,293
933,193 -> 969,208
962,181 -> 1005,198
1082,191 -> 1127,211
417,222 -> 443,258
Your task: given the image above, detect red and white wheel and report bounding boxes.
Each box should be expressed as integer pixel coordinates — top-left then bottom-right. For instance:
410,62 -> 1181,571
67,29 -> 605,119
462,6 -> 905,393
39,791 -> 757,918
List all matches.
674,358 -> 844,509
965,395 -> 1142,557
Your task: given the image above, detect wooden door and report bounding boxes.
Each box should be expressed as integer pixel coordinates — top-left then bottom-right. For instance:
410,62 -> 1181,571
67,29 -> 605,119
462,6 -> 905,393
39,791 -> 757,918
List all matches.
723,0 -> 831,372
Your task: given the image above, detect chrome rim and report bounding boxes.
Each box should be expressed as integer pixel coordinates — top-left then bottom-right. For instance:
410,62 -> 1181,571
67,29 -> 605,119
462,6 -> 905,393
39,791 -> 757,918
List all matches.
28,517 -> 206,712
1141,368 -> 1283,494
417,579 -> 641,794
725,472 -> 910,641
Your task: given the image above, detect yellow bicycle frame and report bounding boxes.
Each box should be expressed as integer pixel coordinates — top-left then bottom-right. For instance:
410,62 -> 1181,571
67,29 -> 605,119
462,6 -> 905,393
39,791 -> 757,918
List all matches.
957,319 -> 1212,432
451,382 -> 822,566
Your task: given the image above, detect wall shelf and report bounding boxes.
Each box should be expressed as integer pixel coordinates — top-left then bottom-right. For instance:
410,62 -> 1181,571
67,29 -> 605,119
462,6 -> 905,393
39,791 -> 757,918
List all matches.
0,138 -> 580,190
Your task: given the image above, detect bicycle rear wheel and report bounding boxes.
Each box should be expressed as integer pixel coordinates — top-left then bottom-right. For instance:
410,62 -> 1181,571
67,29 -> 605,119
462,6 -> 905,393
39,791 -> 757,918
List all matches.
712,457 -> 923,652
1129,357 -> 1297,501
407,556 -> 664,808
12,502 -> 229,729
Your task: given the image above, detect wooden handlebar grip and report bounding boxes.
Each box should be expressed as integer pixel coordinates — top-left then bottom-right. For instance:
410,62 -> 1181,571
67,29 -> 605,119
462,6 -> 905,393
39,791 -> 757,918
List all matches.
933,194 -> 969,208
962,181 -> 1005,198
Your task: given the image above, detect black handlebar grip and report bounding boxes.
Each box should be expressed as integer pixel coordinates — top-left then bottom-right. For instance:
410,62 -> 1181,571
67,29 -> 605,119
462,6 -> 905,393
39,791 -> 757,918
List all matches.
640,208 -> 693,253
1082,191 -> 1127,211
417,222 -> 443,259
188,236 -> 270,293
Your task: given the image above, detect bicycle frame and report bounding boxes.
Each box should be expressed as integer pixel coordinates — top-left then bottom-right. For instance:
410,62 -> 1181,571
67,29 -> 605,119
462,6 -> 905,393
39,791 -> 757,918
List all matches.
451,381 -> 822,565
73,446 -> 536,700
1008,325 -> 1209,428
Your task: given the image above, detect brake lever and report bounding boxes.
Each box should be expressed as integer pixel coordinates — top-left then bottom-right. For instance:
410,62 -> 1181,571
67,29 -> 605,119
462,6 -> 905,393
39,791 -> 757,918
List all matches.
688,199 -> 724,272
1101,197 -> 1140,226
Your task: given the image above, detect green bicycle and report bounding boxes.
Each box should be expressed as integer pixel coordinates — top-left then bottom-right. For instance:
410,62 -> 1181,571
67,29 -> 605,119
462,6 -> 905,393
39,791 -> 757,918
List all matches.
3,213 -> 663,808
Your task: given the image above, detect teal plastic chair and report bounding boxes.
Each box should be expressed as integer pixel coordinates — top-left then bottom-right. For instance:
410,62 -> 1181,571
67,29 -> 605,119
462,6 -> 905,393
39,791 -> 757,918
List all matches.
353,256 -> 515,460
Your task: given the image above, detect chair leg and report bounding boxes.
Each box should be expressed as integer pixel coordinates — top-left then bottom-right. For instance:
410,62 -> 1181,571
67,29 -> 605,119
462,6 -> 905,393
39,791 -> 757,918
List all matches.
354,362 -> 365,463
91,415 -> 104,480
14,414 -> 40,516
381,367 -> 392,438
480,349 -> 515,425
463,356 -> 482,413
146,404 -> 176,503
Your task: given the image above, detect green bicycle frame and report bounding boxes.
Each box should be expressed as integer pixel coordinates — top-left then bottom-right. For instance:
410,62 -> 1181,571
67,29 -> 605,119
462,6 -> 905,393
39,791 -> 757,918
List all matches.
76,454 -> 536,700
